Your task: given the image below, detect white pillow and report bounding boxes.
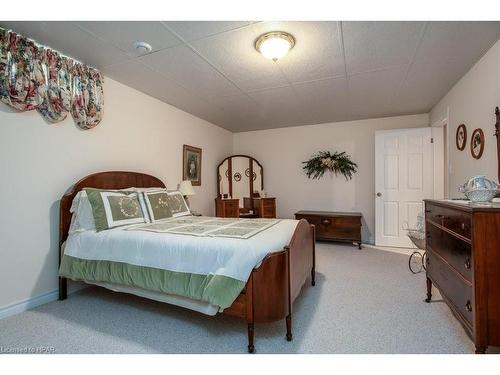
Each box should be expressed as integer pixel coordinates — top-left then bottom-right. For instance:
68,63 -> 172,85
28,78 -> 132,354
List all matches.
69,191 -> 96,233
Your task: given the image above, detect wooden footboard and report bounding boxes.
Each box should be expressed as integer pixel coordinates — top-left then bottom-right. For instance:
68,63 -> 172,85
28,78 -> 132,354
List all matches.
223,219 -> 315,352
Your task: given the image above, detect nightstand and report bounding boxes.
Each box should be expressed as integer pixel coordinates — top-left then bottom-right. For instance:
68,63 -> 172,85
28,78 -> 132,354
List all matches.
215,198 -> 240,218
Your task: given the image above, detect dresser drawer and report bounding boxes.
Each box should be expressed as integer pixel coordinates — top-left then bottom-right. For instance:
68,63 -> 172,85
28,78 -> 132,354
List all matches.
215,198 -> 240,218
427,251 -> 473,326
427,223 -> 472,282
260,198 -> 276,218
426,203 -> 471,239
224,201 -> 239,217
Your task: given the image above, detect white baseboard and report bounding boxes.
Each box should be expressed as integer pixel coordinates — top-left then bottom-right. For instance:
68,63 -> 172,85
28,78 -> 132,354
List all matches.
364,244 -> 415,256
0,283 -> 88,320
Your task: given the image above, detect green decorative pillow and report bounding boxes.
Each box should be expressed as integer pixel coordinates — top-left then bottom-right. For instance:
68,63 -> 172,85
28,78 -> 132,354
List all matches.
143,190 -> 173,222
84,188 -> 147,231
166,191 -> 191,218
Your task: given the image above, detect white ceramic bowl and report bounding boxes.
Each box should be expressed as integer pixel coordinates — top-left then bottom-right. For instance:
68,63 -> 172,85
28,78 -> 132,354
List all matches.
464,189 -> 499,202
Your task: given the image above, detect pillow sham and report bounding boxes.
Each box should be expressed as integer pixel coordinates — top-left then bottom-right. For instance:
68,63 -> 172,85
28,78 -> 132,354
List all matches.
142,190 -> 173,222
84,188 -> 147,231
166,191 -> 191,218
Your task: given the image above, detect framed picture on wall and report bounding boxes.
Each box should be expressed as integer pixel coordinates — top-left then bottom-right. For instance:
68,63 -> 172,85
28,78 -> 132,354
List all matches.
456,124 -> 467,151
183,144 -> 202,186
470,128 -> 485,159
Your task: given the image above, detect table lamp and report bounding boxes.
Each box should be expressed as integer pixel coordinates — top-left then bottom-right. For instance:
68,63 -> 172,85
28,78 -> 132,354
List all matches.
179,180 -> 195,208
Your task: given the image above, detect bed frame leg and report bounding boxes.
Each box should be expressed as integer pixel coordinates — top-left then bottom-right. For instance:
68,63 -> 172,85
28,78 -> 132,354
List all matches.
311,224 -> 316,286
59,277 -> 67,301
286,314 -> 293,341
247,323 -> 255,353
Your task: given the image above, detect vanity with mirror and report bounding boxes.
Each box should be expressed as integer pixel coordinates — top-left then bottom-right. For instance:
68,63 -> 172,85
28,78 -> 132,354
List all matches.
215,155 -> 276,218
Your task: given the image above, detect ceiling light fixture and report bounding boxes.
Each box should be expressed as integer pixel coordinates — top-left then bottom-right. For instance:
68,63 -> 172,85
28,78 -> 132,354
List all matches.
255,31 -> 295,62
133,41 -> 152,55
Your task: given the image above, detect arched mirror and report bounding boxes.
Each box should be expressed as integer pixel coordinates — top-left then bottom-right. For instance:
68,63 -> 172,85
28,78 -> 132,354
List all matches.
217,155 -> 270,216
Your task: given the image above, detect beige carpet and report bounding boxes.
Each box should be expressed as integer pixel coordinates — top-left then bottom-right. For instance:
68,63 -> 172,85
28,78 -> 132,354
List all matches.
0,243 -> 490,353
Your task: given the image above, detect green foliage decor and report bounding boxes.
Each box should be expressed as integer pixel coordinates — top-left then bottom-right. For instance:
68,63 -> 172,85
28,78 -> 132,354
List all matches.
302,151 -> 358,180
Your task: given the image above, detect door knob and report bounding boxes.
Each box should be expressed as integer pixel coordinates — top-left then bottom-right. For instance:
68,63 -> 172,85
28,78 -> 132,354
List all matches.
376,192 -> 382,197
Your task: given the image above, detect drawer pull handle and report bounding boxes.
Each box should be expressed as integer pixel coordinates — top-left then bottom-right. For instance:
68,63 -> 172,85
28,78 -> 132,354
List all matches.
321,219 -> 331,225
466,301 -> 472,312
464,258 -> 471,270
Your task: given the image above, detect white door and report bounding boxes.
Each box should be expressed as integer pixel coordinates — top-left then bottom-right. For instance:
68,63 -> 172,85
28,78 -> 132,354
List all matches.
375,127 -> 433,247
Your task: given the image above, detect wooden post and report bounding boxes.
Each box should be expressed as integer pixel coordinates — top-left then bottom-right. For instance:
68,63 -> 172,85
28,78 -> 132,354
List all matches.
495,107 -> 499,183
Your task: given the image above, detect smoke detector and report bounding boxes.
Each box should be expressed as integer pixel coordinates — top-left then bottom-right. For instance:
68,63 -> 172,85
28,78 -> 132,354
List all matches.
133,41 -> 152,55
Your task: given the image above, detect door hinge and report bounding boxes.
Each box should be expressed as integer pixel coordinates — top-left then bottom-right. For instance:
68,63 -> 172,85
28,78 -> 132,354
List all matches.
430,137 -> 434,143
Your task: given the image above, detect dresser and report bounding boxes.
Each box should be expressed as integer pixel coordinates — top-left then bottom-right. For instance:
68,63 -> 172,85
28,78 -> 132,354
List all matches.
214,198 -> 240,218
294,211 -> 362,248
424,199 -> 500,354
244,197 -> 277,218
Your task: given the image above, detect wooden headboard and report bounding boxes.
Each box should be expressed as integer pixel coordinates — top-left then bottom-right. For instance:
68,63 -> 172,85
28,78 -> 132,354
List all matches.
59,171 -> 165,251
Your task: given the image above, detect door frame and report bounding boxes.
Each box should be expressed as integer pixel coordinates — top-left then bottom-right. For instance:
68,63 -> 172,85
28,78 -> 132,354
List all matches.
431,113 -> 448,199
374,126 -> 444,251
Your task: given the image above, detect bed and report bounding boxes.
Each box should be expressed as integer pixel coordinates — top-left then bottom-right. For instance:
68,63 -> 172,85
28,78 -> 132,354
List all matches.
58,171 -> 315,353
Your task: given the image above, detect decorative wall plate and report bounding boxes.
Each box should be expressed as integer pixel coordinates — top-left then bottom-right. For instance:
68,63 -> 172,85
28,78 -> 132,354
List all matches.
471,128 -> 485,159
234,172 -> 242,182
456,124 -> 467,151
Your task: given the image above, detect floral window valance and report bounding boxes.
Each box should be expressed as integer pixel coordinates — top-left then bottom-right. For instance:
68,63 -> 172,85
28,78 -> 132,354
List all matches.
0,27 -> 104,129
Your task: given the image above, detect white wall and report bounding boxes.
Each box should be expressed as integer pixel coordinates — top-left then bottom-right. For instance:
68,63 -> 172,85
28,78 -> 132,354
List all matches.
233,114 -> 429,243
0,77 -> 233,311
430,39 -> 500,197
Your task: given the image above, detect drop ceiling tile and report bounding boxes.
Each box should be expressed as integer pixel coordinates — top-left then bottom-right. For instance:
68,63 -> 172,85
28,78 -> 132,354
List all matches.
395,58 -> 467,113
0,21 -> 130,68
292,77 -> 351,123
76,21 -> 182,56
138,44 -> 241,97
343,21 -> 425,75
101,59 -> 161,89
189,24 -> 289,92
346,66 -> 407,116
204,93 -> 257,117
102,59 -> 210,113
415,21 -> 500,63
246,86 -> 301,119
163,21 -> 254,42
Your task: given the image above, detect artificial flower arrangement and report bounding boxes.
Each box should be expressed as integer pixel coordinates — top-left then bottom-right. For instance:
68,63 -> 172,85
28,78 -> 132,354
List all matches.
302,151 -> 358,180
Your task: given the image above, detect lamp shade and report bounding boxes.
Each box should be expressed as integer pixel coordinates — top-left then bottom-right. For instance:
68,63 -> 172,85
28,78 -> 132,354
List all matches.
179,180 -> 195,196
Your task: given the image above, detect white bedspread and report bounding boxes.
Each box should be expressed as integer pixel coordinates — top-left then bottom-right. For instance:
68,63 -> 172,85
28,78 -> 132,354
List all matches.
63,218 -> 299,282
